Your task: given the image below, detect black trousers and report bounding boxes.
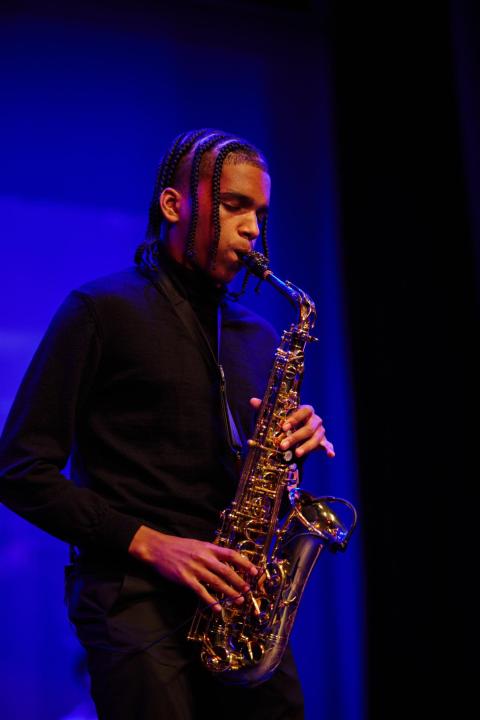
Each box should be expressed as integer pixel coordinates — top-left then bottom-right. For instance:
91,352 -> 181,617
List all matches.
65,561 -> 304,720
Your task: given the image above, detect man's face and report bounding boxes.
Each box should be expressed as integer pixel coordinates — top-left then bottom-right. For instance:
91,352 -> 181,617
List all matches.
190,161 -> 271,285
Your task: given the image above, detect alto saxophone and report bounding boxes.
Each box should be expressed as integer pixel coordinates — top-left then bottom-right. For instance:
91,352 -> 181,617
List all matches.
188,251 -> 357,686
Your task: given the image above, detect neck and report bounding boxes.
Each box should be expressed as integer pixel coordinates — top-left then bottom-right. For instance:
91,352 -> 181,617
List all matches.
153,242 -> 225,300
162,238 -> 222,289
164,235 -> 191,268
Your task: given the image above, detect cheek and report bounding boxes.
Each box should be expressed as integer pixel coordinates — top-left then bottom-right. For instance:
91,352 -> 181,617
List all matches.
218,215 -> 237,244
196,205 -> 212,233
193,212 -> 214,255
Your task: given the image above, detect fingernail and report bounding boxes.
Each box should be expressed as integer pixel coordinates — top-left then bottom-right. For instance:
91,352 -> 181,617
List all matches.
296,447 -> 304,457
283,423 -> 291,431
214,603 -> 222,613
280,440 -> 289,449
250,567 -> 258,576
236,596 -> 245,605
243,584 -> 250,592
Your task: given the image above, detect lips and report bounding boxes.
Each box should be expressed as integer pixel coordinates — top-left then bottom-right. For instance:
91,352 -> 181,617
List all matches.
233,248 -> 251,262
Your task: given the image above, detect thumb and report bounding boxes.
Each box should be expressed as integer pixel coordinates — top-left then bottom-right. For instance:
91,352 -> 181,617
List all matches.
249,397 -> 262,409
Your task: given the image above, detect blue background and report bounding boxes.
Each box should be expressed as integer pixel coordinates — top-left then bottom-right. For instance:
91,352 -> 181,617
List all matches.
2,1 -> 478,718
0,4 -> 363,719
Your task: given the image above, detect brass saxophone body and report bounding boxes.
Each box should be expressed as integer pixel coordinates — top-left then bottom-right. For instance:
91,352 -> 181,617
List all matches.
188,251 -> 356,687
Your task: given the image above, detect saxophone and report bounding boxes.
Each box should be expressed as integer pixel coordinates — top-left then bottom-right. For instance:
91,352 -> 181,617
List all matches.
188,251 -> 357,686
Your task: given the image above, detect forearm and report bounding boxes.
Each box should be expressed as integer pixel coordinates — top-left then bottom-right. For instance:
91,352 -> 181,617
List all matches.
0,291 -> 142,554
0,456 -> 142,553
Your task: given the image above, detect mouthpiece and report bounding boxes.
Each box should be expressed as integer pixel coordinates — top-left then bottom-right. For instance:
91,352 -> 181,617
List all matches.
241,251 -> 271,279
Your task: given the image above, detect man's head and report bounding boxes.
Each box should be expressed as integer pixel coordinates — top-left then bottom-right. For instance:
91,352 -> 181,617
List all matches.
135,129 -> 271,285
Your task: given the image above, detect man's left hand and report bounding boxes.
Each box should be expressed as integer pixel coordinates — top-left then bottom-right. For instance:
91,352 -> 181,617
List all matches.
249,398 -> 335,459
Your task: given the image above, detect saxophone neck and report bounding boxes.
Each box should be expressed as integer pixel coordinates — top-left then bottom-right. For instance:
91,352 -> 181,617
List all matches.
241,251 -> 316,333
282,280 -> 316,334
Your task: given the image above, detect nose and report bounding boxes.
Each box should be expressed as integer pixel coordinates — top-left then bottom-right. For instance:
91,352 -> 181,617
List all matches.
239,211 -> 260,245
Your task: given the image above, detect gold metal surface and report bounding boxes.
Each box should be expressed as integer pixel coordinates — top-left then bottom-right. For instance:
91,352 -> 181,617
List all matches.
187,251 -> 356,687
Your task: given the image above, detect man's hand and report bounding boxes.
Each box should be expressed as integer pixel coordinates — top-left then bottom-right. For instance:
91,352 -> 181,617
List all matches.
128,526 -> 258,613
250,397 -> 335,459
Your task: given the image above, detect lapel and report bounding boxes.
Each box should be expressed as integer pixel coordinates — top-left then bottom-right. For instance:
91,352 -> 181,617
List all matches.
141,259 -> 243,457
147,264 -> 220,378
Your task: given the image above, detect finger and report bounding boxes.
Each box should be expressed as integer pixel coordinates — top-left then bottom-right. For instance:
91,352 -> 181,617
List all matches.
205,557 -> 252,593
213,546 -> 258,577
282,405 -> 314,432
249,397 -> 262,409
296,433 -> 335,458
280,421 -> 322,449
321,438 -> 336,457
191,579 -> 223,614
198,568 -> 247,604
279,416 -> 322,449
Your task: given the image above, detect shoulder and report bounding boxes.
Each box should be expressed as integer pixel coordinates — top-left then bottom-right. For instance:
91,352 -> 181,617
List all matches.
67,266 -> 164,341
71,266 -> 158,317
74,266 -> 148,302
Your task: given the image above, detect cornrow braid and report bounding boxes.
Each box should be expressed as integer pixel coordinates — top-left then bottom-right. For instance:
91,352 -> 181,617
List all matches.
136,128 -> 270,295
161,128 -> 211,192
226,267 -> 252,301
260,214 -> 269,260
156,134 -> 186,195
210,140 -> 251,269
185,131 -> 231,261
144,131 -> 187,243
148,128 -> 211,240
137,129 -> 213,267
229,216 -> 270,300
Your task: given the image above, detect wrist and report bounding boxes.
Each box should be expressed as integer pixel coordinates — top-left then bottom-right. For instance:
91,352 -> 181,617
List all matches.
128,525 -> 163,564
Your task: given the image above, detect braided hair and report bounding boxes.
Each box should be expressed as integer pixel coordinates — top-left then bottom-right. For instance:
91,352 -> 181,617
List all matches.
135,129 -> 269,280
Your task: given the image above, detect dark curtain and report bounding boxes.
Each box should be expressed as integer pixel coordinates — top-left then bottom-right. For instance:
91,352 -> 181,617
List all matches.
330,1 -> 477,716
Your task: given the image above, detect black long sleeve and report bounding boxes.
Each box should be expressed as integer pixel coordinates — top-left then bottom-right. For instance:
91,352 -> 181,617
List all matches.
0,266 -> 277,557
0,291 -> 142,553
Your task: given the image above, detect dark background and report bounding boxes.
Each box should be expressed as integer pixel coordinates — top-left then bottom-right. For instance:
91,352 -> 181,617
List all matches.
0,1 -> 477,718
332,2 -> 477,716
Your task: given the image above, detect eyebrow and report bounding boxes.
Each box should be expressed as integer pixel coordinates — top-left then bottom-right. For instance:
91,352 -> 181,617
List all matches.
219,191 -> 269,212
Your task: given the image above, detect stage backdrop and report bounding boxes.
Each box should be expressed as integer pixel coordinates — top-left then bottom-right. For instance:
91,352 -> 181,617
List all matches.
0,3 -> 363,719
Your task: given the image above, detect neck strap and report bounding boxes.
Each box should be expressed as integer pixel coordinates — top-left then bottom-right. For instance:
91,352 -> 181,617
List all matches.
143,263 -> 243,455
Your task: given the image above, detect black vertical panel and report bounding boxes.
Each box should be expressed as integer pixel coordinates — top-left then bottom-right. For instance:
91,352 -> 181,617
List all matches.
330,2 -> 476,717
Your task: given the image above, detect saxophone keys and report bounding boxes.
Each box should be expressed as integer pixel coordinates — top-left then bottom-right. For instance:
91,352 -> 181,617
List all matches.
280,594 -> 298,607
229,635 -> 265,666
246,639 -> 265,664
201,644 -> 231,672
246,589 -> 270,623
247,438 -> 271,452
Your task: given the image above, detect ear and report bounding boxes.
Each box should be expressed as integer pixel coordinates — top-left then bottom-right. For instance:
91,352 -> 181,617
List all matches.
159,187 -> 183,223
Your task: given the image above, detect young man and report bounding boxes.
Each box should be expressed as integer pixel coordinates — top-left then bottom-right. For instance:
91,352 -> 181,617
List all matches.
0,129 -> 333,719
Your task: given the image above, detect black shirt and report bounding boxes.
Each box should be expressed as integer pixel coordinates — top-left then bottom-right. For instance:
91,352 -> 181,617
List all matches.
0,259 -> 278,561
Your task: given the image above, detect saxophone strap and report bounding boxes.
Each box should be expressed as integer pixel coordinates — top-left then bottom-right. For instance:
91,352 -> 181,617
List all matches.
145,263 -> 243,456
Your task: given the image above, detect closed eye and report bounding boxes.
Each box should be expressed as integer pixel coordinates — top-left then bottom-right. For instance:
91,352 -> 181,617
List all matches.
221,201 -> 241,212
220,193 -> 269,220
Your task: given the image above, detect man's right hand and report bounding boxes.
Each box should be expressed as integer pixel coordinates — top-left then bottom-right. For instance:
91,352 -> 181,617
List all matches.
128,525 -> 258,613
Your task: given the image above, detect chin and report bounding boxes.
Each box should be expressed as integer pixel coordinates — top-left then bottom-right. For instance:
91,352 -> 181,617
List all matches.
211,264 -> 239,285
